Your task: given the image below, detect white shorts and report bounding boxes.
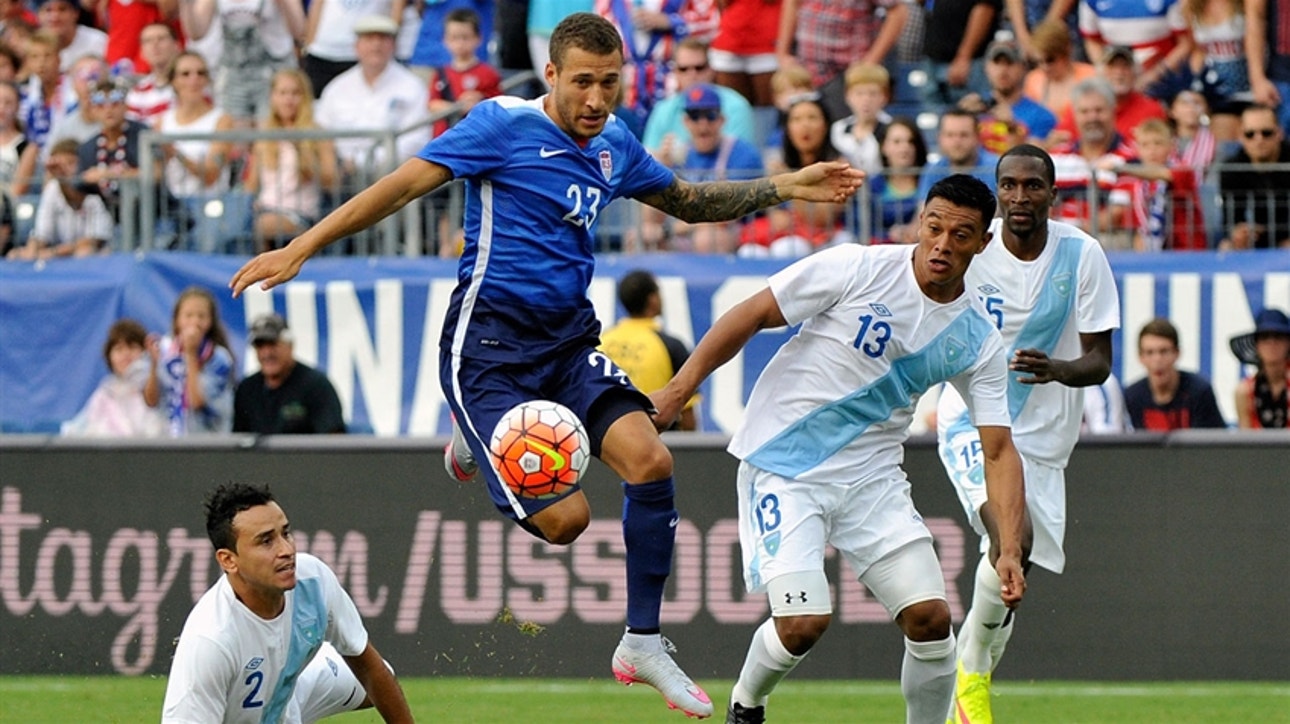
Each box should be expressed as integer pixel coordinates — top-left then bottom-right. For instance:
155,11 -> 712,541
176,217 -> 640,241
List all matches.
737,461 -> 934,595
938,427 -> 1068,573
709,49 -> 779,75
292,642 -> 366,723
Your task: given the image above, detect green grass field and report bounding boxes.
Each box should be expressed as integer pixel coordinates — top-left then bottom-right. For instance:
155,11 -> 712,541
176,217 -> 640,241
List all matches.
3,677 -> 1288,723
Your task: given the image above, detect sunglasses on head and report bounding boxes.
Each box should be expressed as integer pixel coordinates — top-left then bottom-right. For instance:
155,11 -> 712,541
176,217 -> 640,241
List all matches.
91,89 -> 126,105
1244,128 -> 1278,139
685,109 -> 719,122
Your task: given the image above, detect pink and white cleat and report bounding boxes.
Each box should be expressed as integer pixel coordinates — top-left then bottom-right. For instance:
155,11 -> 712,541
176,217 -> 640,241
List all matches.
612,635 -> 714,719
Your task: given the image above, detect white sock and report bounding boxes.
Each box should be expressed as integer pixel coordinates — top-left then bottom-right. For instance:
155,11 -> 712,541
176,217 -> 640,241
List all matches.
958,556 -> 1011,674
620,630 -> 663,653
730,619 -> 804,708
902,634 -> 956,724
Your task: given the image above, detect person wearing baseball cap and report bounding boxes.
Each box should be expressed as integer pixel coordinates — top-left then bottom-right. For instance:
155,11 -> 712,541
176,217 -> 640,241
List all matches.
962,40 -> 1057,152
233,314 -> 347,434
1230,308 -> 1290,429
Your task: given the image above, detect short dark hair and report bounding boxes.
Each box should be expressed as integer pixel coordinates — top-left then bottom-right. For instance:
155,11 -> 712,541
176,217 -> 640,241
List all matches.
617,270 -> 659,317
925,174 -> 997,227
997,143 -> 1056,187
1138,317 -> 1180,350
445,7 -> 480,36
103,318 -> 147,369
205,483 -> 276,552
547,12 -> 623,70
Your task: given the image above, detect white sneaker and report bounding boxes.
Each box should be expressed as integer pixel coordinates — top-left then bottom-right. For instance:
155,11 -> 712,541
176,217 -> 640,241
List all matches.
443,420 -> 478,482
612,636 -> 714,719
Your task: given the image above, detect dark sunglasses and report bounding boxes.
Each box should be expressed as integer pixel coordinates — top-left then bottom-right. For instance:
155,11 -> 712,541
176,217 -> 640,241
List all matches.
685,109 -> 719,122
1244,128 -> 1278,139
674,63 -> 708,73
91,89 -> 126,105
177,68 -> 209,77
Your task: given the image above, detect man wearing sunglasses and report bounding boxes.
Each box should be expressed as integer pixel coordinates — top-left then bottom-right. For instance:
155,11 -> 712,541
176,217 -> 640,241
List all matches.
1218,103 -> 1290,249
641,37 -> 755,163
76,78 -> 150,225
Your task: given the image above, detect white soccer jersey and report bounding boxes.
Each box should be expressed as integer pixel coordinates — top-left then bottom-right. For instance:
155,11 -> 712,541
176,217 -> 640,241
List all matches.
728,244 -> 1012,484
162,554 -> 369,724
937,220 -> 1121,467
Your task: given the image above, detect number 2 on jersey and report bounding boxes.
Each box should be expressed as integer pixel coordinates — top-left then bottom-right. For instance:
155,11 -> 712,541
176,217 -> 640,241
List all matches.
242,670 -> 264,709
562,185 -> 603,228
853,314 -> 892,358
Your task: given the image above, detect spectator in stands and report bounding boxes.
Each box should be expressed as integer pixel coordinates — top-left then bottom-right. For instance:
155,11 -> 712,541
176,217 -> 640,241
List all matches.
828,61 -> 890,178
43,54 -> 106,158
709,0 -> 779,107
596,0 -> 719,136
1114,118 -> 1207,250
36,0 -> 106,72
1229,307 -> 1290,429
1048,78 -> 1136,241
245,69 -> 337,252
647,83 -> 764,252
1167,88 -> 1217,171
1183,0 -> 1251,143
155,50 -> 233,201
178,0 -> 307,127
599,270 -> 698,431
0,79 -> 38,196
1024,17 -> 1097,137
1054,45 -> 1169,142
1007,0 -> 1082,64
425,8 -> 500,138
0,40 -> 20,82
917,108 -> 999,203
125,22 -> 180,124
1218,103 -> 1290,248
301,0 -> 404,97
17,30 -> 65,149
0,1 -> 36,39
5,137 -> 112,258
739,93 -> 850,257
960,39 -> 1057,154
61,318 -> 166,437
233,313 -> 346,434
85,0 -> 175,75
407,0 -> 492,79
921,0 -> 999,111
77,78 -> 148,222
1124,317 -> 1227,430
761,63 -> 814,165
642,37 -> 755,160
317,14 -> 428,176
775,0 -> 908,122
1245,0 -> 1290,133
1078,0 -> 1192,101
145,285 -> 236,435
869,116 -> 926,244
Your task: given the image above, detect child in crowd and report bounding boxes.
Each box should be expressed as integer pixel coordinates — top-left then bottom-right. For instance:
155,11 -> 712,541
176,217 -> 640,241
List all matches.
761,64 -> 814,168
62,318 -> 166,437
144,286 -> 236,435
829,62 -> 891,177
426,7 -> 500,137
6,138 -> 113,259
1114,118 -> 1207,251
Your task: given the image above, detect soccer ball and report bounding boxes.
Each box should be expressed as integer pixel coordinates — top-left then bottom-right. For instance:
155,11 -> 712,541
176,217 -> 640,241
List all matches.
489,400 -> 590,499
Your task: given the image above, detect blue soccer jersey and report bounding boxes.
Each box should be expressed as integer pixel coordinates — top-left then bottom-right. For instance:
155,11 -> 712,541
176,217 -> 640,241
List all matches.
420,96 -> 675,363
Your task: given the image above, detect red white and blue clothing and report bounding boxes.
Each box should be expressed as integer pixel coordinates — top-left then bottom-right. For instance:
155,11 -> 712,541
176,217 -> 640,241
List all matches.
1078,0 -> 1188,70
155,335 -> 235,435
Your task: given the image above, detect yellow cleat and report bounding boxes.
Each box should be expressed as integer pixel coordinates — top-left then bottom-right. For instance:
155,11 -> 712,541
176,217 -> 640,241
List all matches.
949,662 -> 992,724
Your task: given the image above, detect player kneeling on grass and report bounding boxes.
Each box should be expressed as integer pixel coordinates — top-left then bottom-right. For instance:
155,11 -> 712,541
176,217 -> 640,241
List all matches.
161,483 -> 413,723
651,175 -> 1028,724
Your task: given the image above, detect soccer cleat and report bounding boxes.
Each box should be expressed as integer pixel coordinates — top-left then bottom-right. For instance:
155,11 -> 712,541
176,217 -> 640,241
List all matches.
949,662 -> 993,724
443,420 -> 478,482
726,701 -> 765,724
612,636 -> 714,719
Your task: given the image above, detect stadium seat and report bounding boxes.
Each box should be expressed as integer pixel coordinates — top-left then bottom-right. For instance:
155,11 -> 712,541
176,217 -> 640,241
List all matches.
190,192 -> 255,254
12,194 -> 40,249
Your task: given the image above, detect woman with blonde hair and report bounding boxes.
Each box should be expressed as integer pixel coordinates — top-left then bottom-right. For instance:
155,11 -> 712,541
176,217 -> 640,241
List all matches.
156,50 -> 234,200
244,68 -> 337,252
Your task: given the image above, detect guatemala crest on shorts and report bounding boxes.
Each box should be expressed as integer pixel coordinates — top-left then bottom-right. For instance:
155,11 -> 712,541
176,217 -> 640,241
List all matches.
599,150 -> 613,182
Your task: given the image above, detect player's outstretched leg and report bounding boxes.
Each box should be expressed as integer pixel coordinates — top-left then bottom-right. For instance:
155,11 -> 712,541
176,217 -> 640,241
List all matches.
443,418 -> 478,482
612,477 -> 713,718
902,633 -> 956,724
726,618 -> 806,723
949,557 -> 1013,724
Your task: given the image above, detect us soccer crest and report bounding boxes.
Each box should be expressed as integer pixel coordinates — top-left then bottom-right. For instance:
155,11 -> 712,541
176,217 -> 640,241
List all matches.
599,150 -> 613,182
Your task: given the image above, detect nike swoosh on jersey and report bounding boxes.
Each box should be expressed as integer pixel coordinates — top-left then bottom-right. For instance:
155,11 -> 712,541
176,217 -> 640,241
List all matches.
539,147 -> 568,158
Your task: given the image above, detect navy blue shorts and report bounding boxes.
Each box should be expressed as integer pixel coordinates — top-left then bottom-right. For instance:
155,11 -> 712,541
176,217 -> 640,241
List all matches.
440,343 -> 652,523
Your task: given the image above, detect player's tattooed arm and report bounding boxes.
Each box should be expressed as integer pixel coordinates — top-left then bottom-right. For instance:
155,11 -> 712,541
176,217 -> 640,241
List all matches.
639,178 -> 784,223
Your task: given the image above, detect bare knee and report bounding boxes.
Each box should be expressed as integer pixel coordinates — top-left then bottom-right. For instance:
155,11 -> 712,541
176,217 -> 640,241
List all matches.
773,614 -> 831,656
895,600 -> 951,642
617,440 -> 673,483
529,494 -> 590,545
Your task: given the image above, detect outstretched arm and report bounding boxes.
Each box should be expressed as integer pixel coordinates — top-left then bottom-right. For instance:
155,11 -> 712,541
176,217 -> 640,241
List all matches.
978,425 -> 1027,607
230,157 -> 451,296
636,160 -> 863,224
343,643 -> 414,723
1012,329 -> 1112,387
650,287 -> 786,428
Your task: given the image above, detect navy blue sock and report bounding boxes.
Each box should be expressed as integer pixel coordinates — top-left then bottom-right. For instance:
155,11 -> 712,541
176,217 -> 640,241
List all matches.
622,477 -> 677,632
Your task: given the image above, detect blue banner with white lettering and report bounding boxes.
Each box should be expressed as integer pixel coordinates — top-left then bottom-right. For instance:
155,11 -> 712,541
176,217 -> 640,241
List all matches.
2,251 -> 1288,434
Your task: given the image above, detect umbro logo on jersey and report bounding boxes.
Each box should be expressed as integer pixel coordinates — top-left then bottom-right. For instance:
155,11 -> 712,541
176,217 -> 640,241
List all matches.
978,283 -> 1001,295
869,303 -> 892,317
245,657 -> 264,670
539,147 -> 567,158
